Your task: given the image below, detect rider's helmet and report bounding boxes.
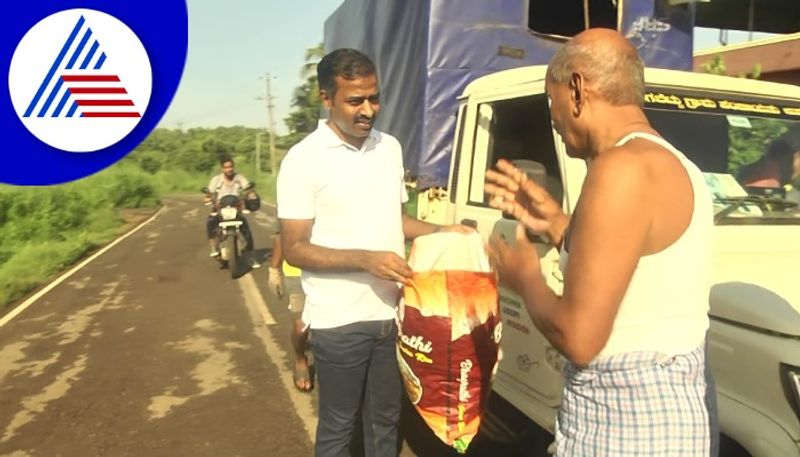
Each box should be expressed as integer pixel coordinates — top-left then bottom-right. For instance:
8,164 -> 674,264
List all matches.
244,192 -> 261,211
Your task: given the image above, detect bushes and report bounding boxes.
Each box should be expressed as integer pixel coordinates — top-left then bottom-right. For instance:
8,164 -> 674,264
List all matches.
152,168 -> 207,195
0,186 -> 92,243
0,164 -> 162,308
0,164 -> 160,242
0,235 -> 101,306
100,167 -> 159,208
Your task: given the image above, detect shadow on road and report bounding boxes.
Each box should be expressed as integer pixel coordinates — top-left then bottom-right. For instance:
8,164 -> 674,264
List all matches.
345,394 -> 552,457
398,396 -> 551,457
224,247 -> 272,279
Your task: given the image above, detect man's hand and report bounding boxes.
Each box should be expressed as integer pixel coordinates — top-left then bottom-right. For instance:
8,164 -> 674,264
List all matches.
202,195 -> 212,205
360,251 -> 413,285
484,159 -> 567,243
267,267 -> 285,298
489,223 -> 542,294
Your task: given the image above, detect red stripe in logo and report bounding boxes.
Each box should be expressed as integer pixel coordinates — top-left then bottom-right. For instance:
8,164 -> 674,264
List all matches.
82,112 -> 141,118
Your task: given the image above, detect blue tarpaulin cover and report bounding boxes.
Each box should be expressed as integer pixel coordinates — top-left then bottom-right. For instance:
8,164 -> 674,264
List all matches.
325,0 -> 694,189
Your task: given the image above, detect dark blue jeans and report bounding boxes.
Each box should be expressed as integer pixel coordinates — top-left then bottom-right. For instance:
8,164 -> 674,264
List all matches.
311,319 -> 401,457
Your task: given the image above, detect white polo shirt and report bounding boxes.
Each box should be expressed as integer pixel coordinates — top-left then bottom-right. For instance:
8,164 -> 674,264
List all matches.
277,122 -> 408,329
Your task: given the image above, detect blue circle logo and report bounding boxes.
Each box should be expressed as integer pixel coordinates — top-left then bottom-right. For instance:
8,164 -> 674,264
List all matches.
2,1 -> 187,184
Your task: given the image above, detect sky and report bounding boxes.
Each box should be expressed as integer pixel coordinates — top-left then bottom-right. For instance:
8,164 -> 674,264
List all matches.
158,1 -> 781,134
158,0 -> 344,134
694,27 -> 777,52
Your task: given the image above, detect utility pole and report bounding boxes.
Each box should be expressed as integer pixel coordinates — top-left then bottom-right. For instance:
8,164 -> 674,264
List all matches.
265,74 -> 278,175
254,131 -> 261,175
256,73 -> 278,175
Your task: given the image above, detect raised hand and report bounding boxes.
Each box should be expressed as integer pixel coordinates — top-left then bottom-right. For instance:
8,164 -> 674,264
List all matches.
484,159 -> 566,237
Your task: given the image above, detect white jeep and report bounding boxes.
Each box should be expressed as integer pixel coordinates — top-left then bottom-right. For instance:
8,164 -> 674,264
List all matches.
417,66 -> 800,456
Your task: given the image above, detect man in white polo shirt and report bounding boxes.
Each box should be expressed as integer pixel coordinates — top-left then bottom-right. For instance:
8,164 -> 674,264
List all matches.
277,48 -> 468,457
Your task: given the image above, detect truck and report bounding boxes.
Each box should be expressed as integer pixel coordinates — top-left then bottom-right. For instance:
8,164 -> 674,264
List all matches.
325,1 -> 800,455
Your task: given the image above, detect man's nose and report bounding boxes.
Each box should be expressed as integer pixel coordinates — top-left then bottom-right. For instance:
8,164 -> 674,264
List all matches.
360,101 -> 375,118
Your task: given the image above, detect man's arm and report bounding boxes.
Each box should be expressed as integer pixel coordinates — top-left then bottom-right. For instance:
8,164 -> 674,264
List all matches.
267,234 -> 285,297
401,213 -> 475,240
501,151 -> 651,366
280,218 -> 413,283
203,176 -> 217,204
401,213 -> 440,240
270,234 -> 283,269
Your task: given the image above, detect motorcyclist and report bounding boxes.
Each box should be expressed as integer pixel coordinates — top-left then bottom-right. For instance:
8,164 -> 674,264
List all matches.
204,156 -> 260,268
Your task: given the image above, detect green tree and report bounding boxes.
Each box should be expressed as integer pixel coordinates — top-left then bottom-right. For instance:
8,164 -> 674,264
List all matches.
701,54 -> 762,79
301,43 -> 326,79
701,55 -> 726,76
283,43 -> 325,146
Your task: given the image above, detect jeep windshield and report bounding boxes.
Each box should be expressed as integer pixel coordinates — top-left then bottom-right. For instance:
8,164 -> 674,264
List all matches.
644,88 -> 800,225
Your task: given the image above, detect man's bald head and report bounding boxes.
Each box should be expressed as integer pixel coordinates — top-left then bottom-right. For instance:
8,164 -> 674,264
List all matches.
546,28 -> 644,107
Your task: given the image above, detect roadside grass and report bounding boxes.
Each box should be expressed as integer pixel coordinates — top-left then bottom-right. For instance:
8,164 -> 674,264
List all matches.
0,164 -> 212,311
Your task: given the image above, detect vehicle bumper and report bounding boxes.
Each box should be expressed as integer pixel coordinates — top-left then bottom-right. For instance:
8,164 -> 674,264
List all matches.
718,393 -> 800,457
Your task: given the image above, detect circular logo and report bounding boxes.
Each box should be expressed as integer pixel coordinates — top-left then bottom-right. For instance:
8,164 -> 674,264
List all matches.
1,1 -> 186,185
8,9 -> 151,153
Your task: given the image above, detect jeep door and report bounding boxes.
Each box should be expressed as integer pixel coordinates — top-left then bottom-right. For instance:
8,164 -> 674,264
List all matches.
449,86 -> 579,416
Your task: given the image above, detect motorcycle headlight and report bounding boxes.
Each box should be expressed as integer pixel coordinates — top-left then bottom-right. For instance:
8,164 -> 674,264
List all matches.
780,363 -> 800,421
220,206 -> 238,221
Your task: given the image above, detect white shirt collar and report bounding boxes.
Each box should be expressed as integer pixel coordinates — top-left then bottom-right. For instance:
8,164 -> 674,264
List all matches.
316,120 -> 379,151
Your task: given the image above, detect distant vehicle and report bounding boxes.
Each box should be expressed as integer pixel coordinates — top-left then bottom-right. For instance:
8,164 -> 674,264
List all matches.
202,184 -> 260,278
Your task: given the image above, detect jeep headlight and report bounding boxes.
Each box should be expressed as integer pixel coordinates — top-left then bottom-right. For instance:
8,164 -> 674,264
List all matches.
780,363 -> 800,420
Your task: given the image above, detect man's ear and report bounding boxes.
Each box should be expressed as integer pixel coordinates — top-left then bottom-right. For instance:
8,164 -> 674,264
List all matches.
320,89 -> 332,110
569,72 -> 583,117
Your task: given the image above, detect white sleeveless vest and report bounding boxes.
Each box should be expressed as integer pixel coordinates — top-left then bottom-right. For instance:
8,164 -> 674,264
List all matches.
559,132 -> 714,358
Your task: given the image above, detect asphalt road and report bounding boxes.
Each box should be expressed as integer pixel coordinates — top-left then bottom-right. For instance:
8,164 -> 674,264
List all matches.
0,196 -> 549,457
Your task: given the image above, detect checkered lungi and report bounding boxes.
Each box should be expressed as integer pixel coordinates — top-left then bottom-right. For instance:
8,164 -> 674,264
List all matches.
555,342 -> 719,456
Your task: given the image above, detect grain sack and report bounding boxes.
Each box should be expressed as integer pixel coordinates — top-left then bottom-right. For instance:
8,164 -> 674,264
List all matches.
397,232 -> 501,453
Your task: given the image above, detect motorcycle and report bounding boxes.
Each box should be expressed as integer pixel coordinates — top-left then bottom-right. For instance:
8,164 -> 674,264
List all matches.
202,184 -> 260,278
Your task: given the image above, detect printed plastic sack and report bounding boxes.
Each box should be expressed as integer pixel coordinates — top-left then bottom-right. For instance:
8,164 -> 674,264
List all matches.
397,232 -> 501,453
